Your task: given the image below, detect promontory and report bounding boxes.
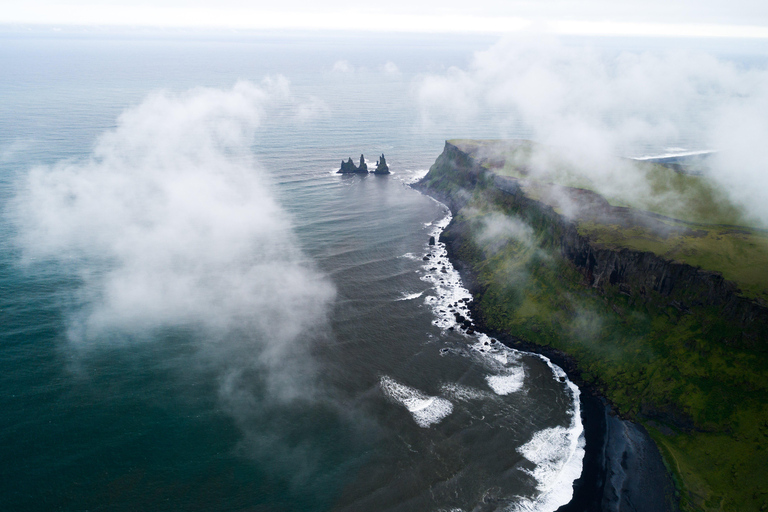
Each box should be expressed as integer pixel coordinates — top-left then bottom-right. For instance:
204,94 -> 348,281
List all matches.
415,140 -> 768,512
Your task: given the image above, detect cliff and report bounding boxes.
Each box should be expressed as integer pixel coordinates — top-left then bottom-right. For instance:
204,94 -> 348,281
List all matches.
374,153 -> 390,174
418,140 -> 768,338
415,140 -> 768,512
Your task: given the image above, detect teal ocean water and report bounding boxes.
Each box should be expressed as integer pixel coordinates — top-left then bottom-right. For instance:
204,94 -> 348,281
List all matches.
0,33 -> 584,512
1,31 -> 763,511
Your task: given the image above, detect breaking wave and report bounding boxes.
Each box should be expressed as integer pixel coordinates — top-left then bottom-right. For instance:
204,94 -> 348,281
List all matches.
396,291 -> 424,301
418,207 -> 585,512
440,382 -> 494,402
380,376 -> 454,428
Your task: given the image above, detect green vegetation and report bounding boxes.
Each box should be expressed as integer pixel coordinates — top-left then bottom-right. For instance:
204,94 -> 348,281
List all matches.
577,221 -> 768,302
421,142 -> 768,511
453,139 -> 749,226
444,139 -> 768,301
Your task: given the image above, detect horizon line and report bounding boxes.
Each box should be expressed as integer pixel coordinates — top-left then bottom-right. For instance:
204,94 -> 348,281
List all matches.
2,16 -> 768,39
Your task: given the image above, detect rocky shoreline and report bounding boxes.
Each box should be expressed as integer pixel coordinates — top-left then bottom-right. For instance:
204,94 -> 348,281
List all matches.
414,182 -> 679,512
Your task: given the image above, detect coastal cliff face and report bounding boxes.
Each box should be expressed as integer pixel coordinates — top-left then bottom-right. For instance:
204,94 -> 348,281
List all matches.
415,141 -> 768,512
420,141 -> 768,343
560,227 -> 768,338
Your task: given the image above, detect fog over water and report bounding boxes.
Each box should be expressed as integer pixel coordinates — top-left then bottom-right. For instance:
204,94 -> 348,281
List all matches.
1,31 -> 766,511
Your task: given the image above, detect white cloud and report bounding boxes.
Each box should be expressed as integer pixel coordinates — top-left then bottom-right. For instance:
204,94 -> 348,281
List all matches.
11,80 -> 335,403
473,209 -> 535,254
332,59 -> 354,73
3,1 -> 768,35
708,91 -> 768,226
383,61 -> 401,75
294,95 -> 330,123
415,36 -> 768,225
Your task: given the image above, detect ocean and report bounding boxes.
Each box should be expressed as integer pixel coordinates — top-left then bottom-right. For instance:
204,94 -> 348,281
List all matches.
0,30 -> 762,512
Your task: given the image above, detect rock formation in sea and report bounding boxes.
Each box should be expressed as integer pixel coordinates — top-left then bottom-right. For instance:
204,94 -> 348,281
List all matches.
374,154 -> 390,174
338,157 -> 357,173
337,155 -> 370,173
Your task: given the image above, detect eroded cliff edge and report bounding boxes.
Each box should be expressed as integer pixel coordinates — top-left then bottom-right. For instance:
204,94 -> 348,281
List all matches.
414,140 -> 768,512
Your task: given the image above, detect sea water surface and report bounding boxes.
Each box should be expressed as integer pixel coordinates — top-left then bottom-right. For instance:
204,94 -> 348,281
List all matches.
5,30 -> 752,511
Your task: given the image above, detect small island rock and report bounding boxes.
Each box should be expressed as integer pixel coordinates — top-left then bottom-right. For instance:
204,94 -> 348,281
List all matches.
374,154 -> 390,174
337,155 -> 369,174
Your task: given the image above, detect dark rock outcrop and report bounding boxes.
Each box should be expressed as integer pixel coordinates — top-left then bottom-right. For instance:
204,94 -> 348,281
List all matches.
374,154 -> 390,174
337,155 -> 369,174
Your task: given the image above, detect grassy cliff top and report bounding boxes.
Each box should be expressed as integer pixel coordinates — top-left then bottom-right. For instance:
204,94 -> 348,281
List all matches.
446,139 -> 768,302
424,140 -> 768,511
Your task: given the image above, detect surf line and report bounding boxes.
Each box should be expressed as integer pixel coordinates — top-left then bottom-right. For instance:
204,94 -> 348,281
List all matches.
419,201 -> 586,512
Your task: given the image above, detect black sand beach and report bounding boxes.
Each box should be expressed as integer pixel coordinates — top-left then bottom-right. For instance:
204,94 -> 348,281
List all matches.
417,184 -> 679,512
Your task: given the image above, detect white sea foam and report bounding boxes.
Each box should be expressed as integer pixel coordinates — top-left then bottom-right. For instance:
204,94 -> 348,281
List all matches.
400,252 -> 422,261
396,291 -> 424,301
380,376 -> 454,428
420,213 -> 527,397
486,368 -> 525,395
467,334 -> 527,396
440,383 -> 492,401
508,426 -> 585,512
505,352 -> 585,512
629,149 -> 714,160
402,169 -> 430,184
420,212 -> 474,332
419,208 -> 586,512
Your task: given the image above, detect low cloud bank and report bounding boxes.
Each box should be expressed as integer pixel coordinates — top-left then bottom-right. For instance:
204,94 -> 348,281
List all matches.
11,80 -> 335,408
416,36 -> 768,226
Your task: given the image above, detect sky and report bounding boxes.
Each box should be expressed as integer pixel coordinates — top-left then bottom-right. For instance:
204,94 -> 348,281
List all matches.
3,0 -> 768,38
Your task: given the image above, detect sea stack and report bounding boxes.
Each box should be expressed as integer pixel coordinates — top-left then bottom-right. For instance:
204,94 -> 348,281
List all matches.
358,154 -> 368,172
374,154 -> 390,174
337,155 -> 369,173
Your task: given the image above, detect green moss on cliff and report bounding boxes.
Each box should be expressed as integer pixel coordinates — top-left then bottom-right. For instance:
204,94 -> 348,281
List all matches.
451,203 -> 768,511
576,221 -> 768,302
451,139 -> 747,226
446,139 -> 768,301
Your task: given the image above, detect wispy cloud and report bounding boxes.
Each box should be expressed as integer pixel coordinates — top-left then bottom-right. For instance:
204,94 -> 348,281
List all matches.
416,36 -> 768,225
4,4 -> 768,37
10,80 -> 336,422
383,61 -> 401,75
332,59 -> 354,73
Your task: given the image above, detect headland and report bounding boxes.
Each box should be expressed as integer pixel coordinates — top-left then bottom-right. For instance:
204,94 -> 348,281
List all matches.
414,140 -> 768,512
